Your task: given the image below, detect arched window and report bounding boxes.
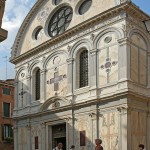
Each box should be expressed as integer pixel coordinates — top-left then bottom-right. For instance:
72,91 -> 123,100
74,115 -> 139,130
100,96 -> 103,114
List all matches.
35,69 -> 40,100
79,50 -> 88,88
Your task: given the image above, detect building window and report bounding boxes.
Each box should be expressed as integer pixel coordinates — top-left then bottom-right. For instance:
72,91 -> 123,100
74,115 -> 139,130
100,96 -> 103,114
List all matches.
48,6 -> 73,37
79,0 -> 92,15
2,88 -> 11,95
35,136 -> 39,149
2,124 -> 13,140
35,69 -> 40,100
3,102 -> 10,117
79,50 -> 88,88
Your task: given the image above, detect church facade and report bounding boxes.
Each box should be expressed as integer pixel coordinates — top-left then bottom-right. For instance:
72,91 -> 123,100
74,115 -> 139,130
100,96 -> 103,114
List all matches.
10,0 -> 150,150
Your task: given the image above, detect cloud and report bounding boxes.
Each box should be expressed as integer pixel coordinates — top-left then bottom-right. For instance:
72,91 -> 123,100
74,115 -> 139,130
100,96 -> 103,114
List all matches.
0,0 -> 36,79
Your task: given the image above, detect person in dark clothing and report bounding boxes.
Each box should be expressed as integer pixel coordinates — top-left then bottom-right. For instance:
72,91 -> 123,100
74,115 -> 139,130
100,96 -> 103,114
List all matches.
139,144 -> 144,150
95,139 -> 103,150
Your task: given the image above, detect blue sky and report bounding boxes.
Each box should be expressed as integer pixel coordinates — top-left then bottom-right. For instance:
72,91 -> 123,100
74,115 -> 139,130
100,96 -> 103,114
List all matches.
0,0 -> 150,80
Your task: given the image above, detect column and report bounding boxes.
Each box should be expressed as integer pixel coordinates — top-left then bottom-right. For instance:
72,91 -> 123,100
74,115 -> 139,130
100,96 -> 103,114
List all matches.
41,123 -> 46,150
66,58 -> 74,97
26,75 -> 31,106
14,124 -> 18,150
117,106 -> 131,150
66,116 -> 73,150
89,49 -> 98,97
40,69 -> 47,102
148,52 -> 150,87
147,111 -> 150,149
14,81 -> 18,110
89,111 -> 97,149
26,124 -> 31,150
118,38 -> 131,82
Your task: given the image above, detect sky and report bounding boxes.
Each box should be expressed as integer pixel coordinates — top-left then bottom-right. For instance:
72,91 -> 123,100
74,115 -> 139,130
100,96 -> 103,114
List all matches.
0,0 -> 150,80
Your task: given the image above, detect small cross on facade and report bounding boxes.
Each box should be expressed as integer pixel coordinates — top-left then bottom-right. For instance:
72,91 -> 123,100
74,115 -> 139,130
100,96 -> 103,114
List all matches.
19,81 -> 26,107
47,71 -> 66,91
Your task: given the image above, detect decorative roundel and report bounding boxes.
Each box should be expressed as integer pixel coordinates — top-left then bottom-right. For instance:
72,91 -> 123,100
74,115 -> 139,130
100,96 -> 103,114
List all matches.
53,0 -> 61,5
48,6 -> 73,37
79,0 -> 92,15
104,36 -> 112,43
37,7 -> 49,21
34,27 -> 43,40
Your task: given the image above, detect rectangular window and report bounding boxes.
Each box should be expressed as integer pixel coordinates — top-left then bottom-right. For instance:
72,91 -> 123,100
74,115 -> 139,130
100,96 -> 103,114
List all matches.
80,130 -> 86,146
2,124 -> 13,140
3,102 -> 10,117
2,88 -> 11,95
35,136 -> 39,149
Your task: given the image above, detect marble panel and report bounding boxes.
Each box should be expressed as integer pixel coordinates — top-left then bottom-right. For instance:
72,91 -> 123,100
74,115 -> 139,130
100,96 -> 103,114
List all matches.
131,111 -> 146,150
100,112 -> 119,150
139,50 -> 147,86
131,34 -> 147,50
18,127 -> 27,150
131,45 -> 139,82
74,116 -> 91,150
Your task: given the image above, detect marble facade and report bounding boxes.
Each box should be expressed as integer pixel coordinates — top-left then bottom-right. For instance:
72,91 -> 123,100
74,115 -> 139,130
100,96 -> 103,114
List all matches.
10,0 -> 150,150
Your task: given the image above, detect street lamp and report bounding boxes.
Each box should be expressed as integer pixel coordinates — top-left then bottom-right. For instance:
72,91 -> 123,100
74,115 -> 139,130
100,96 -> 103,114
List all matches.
143,19 -> 150,33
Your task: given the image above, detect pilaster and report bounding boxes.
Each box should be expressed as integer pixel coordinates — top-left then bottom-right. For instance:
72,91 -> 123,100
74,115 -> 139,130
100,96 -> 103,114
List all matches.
66,58 -> 74,97
14,81 -> 18,110
147,111 -> 150,150
89,49 -> 98,98
26,124 -> 31,150
26,75 -> 31,106
117,106 -> 132,150
148,51 -> 150,87
118,38 -> 131,82
40,69 -> 47,102
41,122 -> 46,150
13,124 -> 18,150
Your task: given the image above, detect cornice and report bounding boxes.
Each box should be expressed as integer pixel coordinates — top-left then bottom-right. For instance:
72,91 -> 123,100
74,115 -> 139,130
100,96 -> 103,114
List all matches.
10,2 -> 150,64
11,0 -> 44,57
13,90 -> 150,120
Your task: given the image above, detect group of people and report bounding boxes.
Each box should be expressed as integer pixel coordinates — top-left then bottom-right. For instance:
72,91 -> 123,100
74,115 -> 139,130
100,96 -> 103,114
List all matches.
53,139 -> 145,150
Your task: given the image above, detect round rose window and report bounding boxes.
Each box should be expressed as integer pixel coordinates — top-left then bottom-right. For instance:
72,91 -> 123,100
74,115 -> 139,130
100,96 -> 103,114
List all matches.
48,6 -> 73,37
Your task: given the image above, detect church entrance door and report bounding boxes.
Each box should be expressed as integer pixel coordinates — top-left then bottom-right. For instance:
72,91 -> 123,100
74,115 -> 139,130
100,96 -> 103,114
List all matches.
52,123 -> 66,150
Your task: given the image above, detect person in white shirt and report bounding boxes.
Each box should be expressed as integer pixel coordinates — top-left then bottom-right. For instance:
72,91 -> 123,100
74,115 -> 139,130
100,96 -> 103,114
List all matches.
53,142 -> 63,150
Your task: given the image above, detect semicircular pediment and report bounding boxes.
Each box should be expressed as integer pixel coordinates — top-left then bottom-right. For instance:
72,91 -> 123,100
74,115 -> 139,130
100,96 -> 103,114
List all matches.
40,96 -> 68,112
11,0 -> 118,61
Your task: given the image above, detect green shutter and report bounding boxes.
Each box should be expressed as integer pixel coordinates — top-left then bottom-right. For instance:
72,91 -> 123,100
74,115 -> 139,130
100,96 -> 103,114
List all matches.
2,125 -> 4,140
2,88 -> 11,95
3,103 -> 10,117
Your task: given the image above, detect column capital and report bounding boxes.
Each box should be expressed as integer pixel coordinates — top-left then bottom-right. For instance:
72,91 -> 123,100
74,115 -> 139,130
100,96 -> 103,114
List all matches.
117,38 -> 132,46
89,112 -> 97,119
89,49 -> 97,55
66,58 -> 74,64
117,106 -> 133,114
41,122 -> 46,128
40,69 -> 47,73
26,75 -> 31,80
26,124 -> 31,130
65,116 -> 77,122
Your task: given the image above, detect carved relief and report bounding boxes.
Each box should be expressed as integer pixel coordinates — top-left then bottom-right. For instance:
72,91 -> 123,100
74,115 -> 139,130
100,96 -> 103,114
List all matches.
99,33 -> 118,86
37,7 -> 49,22
100,112 -> 119,150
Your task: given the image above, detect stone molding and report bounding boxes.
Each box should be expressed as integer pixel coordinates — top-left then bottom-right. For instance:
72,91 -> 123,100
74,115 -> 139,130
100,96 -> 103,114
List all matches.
11,2 -> 149,63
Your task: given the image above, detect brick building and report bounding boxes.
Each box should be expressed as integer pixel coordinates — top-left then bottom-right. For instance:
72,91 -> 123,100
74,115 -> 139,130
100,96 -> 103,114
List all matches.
0,79 -> 14,149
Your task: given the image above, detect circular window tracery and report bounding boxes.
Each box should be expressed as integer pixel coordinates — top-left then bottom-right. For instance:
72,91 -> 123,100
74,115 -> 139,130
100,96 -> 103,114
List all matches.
48,6 -> 73,37
79,0 -> 92,15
